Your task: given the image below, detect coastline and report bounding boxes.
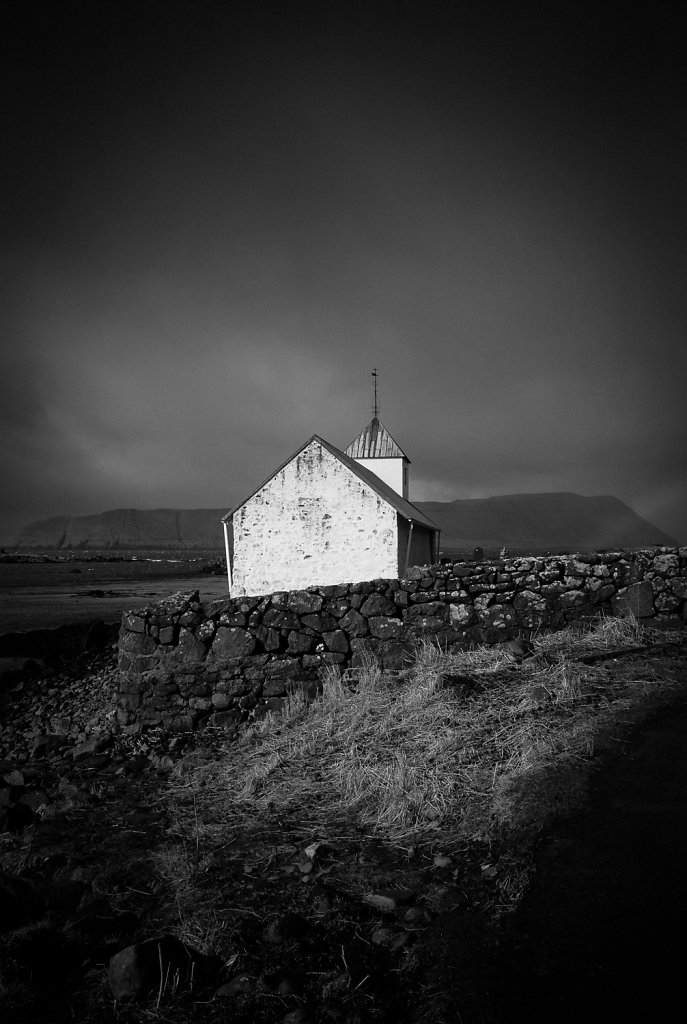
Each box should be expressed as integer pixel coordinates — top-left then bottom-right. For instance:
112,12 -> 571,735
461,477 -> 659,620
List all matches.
0,553 -> 228,634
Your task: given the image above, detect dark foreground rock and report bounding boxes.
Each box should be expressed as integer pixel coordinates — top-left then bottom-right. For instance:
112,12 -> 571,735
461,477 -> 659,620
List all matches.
109,935 -> 221,1001
0,619 -> 119,672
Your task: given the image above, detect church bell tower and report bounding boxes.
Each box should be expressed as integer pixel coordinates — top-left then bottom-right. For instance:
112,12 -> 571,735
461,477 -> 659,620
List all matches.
344,370 -> 410,499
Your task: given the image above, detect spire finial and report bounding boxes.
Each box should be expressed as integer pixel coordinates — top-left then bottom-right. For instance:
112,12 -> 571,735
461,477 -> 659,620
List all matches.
371,368 -> 379,418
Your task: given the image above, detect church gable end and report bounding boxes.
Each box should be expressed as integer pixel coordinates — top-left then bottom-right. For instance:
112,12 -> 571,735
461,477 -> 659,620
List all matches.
230,437 -> 399,596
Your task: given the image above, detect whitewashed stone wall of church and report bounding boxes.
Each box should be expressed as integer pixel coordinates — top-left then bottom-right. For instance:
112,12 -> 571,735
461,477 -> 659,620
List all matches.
231,439 -> 399,596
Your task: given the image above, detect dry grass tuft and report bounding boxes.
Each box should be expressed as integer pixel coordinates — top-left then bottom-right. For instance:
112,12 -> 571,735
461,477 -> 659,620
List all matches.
166,615 -> 680,862
534,611 -> 645,658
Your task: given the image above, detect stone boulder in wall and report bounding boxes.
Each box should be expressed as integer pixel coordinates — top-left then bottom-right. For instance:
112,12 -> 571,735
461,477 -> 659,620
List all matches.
449,604 -> 475,629
368,616 -> 403,640
512,590 -> 547,628
360,594 -> 397,618
170,628 -> 207,667
207,626 -> 255,662
611,581 -> 655,618
405,602 -> 447,622
651,553 -> 679,576
338,609 -> 369,636
287,591 -> 324,614
262,608 -> 301,630
478,604 -> 517,642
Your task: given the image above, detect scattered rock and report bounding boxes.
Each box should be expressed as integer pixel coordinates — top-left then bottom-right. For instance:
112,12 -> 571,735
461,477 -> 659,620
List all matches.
403,906 -> 432,925
262,968 -> 303,996
282,1008 -> 309,1024
71,732 -> 113,761
108,934 -> 220,1001
0,870 -> 44,931
321,972 -> 349,999
431,885 -> 470,910
266,912 -> 313,944
214,972 -> 256,999
502,638 -> 536,662
2,800 -> 35,833
391,930 -> 411,952
433,854 -> 452,869
362,888 -> 416,913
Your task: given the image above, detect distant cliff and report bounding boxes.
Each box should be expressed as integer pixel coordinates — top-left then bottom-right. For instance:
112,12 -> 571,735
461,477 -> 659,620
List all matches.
12,494 -> 677,551
14,508 -> 226,549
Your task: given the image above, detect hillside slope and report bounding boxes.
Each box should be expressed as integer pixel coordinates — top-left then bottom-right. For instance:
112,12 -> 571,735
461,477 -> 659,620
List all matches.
416,493 -> 677,551
12,494 -> 677,551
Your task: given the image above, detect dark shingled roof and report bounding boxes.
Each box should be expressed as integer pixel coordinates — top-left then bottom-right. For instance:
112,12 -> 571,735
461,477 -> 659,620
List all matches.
223,434 -> 437,531
344,417 -> 410,461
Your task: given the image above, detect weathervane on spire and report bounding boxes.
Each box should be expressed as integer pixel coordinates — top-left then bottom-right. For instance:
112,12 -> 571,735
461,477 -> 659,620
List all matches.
371,368 -> 379,418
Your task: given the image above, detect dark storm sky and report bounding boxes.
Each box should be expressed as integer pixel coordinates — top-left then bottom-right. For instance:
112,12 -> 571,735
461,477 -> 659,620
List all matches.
2,1 -> 686,543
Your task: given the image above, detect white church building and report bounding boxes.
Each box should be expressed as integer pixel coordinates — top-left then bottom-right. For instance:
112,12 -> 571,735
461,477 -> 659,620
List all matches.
222,417 -> 440,597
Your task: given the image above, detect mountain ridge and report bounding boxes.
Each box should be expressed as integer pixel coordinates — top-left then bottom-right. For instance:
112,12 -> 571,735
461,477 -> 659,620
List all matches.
9,493 -> 678,551
417,492 -> 677,550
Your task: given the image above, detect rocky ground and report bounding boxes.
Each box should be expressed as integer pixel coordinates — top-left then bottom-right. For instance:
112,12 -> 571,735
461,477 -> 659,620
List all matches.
1,626 -> 686,1024
0,642 -> 195,1019
0,640 -> 449,1023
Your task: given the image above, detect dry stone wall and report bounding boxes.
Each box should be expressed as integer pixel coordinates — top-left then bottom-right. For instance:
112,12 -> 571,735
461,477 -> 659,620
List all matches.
117,546 -> 687,734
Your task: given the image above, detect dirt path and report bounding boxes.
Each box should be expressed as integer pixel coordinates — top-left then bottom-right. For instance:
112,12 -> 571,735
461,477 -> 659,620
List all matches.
492,690 -> 687,1023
